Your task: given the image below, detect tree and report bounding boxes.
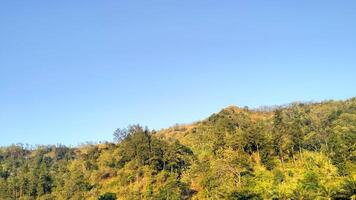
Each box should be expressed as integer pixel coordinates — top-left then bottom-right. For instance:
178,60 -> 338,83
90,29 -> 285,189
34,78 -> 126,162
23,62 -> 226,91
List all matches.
113,128 -> 128,143
272,109 -> 292,167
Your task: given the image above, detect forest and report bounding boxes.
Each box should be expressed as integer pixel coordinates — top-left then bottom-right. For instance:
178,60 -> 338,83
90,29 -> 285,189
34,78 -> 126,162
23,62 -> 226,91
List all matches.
0,98 -> 355,200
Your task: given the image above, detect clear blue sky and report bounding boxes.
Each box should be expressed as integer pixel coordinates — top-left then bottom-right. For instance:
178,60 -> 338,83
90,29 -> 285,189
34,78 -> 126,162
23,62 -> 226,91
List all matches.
0,1 -> 355,146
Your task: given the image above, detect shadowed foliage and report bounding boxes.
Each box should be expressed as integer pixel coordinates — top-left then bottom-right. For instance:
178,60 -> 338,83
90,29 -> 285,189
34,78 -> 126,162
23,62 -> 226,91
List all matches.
0,98 -> 355,199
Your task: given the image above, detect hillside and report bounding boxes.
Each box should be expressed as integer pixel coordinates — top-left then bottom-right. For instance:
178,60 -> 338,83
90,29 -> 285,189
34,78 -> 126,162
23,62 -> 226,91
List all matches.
0,98 -> 355,200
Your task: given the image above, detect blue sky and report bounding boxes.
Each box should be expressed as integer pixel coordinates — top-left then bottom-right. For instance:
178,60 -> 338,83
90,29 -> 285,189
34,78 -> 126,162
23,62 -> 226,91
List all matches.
0,1 -> 355,146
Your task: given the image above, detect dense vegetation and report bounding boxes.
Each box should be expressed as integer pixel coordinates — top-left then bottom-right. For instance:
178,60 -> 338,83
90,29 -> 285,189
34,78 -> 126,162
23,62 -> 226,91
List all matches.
0,98 -> 355,200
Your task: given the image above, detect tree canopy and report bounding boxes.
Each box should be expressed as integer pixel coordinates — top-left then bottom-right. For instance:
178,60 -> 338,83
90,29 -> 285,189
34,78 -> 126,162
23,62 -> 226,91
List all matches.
0,98 -> 355,199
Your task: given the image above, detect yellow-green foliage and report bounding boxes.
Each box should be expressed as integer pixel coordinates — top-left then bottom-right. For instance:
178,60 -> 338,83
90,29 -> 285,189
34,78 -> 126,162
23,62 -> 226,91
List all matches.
0,98 -> 355,200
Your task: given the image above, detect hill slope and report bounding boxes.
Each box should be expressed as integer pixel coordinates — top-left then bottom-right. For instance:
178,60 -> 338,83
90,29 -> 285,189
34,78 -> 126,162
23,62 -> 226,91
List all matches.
0,98 -> 355,200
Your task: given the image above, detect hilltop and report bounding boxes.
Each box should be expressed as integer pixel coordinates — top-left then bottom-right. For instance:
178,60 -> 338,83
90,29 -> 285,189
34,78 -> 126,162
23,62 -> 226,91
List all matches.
0,98 -> 355,200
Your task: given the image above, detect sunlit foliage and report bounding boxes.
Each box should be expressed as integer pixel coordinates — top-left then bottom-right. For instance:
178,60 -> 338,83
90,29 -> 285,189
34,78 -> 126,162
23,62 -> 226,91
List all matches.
0,98 -> 355,199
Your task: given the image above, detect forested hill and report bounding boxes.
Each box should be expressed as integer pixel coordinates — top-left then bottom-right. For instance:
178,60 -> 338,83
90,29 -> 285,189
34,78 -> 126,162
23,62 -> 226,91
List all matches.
0,98 -> 355,200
